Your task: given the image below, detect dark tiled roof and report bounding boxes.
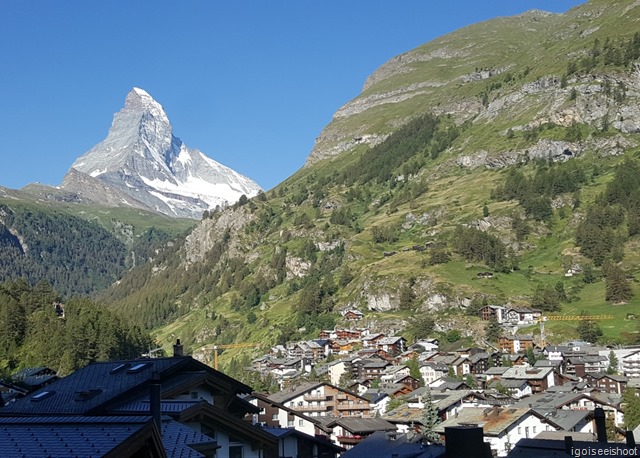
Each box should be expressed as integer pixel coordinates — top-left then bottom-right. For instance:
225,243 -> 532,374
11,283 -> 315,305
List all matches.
0,357 -> 251,417
0,415 -> 156,458
107,399 -> 202,415
162,420 -> 217,458
326,417 -> 396,434
260,426 -> 344,452
340,430 -> 445,458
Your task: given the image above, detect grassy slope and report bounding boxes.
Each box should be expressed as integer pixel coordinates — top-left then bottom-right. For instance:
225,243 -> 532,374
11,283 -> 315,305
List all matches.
111,0 -> 640,364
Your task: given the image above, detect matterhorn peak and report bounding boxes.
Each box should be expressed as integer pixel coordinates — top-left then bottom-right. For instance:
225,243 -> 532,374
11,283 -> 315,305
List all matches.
125,87 -> 163,111
61,88 -> 261,219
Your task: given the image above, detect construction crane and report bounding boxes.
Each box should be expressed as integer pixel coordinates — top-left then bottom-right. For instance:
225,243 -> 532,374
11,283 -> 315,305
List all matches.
213,343 -> 261,370
538,315 -> 614,348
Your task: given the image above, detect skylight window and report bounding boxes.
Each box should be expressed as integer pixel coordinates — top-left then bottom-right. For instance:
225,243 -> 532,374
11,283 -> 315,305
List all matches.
126,363 -> 150,374
31,391 -> 55,402
109,363 -> 131,374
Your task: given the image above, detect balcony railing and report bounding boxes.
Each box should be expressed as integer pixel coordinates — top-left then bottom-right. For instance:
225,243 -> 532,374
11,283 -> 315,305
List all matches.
304,394 -> 328,401
337,436 -> 364,445
337,403 -> 369,410
295,404 -> 329,412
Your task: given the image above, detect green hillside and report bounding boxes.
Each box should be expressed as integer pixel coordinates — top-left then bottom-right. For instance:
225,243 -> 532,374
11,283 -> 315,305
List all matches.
2,0 -> 640,375
94,0 -> 640,370
0,194 -> 194,296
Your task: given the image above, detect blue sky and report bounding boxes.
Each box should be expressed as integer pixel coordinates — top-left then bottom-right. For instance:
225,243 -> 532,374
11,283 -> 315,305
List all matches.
1,1 -> 585,191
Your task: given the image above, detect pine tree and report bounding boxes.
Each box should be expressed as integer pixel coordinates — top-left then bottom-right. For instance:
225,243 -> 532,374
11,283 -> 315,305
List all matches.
605,265 -> 632,303
607,351 -> 619,375
485,317 -> 501,343
420,387 -> 441,443
623,388 -> 640,430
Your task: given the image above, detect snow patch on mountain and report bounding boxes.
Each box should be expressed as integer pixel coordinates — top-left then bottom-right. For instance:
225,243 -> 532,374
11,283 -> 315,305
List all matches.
61,88 -> 261,218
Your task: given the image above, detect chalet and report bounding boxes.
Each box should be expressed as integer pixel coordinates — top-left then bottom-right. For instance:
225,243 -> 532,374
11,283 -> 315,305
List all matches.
262,427 -> 344,458
248,391 -> 332,438
362,390 -> 390,416
325,417 -> 396,451
513,391 -> 625,427
394,374 -> 421,391
379,365 -> 410,383
621,350 -> 640,378
0,341 -> 279,458
544,345 -> 570,361
377,336 -> 407,355
498,335 -> 535,354
329,339 -> 354,354
350,379 -> 373,396
491,379 -> 532,399
479,305 -> 506,322
326,359 -> 350,386
420,362 -> 449,385
502,308 -> 542,326
353,358 -> 391,381
409,339 -> 440,352
383,389 -> 488,430
565,355 -> 608,377
336,329 -> 365,340
267,381 -> 371,418
362,333 -> 385,348
584,373 -> 628,395
343,310 -> 364,322
501,366 -> 562,393
434,407 -> 556,457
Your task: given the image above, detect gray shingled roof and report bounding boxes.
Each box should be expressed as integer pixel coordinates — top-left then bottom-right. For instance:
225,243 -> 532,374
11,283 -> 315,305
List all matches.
0,415 -> 159,458
0,357 -> 252,417
340,430 -> 445,458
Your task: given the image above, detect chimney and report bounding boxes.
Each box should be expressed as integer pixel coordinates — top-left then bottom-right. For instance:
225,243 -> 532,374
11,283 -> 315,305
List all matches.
173,339 -> 184,357
446,426 -> 491,458
564,436 -> 573,455
150,371 -> 162,436
594,407 -> 607,443
626,430 -> 636,448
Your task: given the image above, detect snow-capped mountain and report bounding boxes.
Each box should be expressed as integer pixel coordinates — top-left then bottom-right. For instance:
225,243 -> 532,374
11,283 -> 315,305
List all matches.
61,88 -> 261,219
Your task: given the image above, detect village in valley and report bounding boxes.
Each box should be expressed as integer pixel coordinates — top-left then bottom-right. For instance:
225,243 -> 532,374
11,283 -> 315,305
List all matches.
3,304 -> 639,457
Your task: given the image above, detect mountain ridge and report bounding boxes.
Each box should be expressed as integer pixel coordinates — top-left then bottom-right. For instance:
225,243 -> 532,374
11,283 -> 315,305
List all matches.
61,87 -> 262,219
3,0 -> 640,373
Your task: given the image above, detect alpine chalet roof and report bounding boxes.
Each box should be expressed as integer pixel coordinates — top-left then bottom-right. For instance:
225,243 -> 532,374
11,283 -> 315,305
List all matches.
0,356 -> 251,416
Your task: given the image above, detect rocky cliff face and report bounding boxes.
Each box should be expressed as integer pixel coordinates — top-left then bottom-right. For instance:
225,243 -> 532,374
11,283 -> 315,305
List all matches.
305,1 -> 640,167
61,88 -> 261,219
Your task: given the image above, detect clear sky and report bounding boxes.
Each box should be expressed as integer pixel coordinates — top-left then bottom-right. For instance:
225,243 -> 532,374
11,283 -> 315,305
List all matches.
1,0 -> 586,191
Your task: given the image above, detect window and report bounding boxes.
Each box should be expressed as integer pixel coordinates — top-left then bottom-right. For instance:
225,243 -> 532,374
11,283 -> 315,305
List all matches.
299,419 -> 304,427
272,414 -> 278,421
517,427 -> 521,434
31,391 -> 55,402
229,445 -> 243,458
288,420 -> 294,427
525,427 -> 529,438
126,363 -> 150,374
533,426 -> 537,434
109,363 -> 130,374
190,391 -> 199,399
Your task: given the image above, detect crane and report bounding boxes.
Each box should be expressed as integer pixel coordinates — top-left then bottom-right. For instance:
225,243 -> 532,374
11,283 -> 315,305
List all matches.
538,315 -> 614,348
213,343 -> 261,370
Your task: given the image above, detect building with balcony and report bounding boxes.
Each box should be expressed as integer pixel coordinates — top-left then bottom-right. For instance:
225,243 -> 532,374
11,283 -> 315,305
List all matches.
267,382 -> 371,419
